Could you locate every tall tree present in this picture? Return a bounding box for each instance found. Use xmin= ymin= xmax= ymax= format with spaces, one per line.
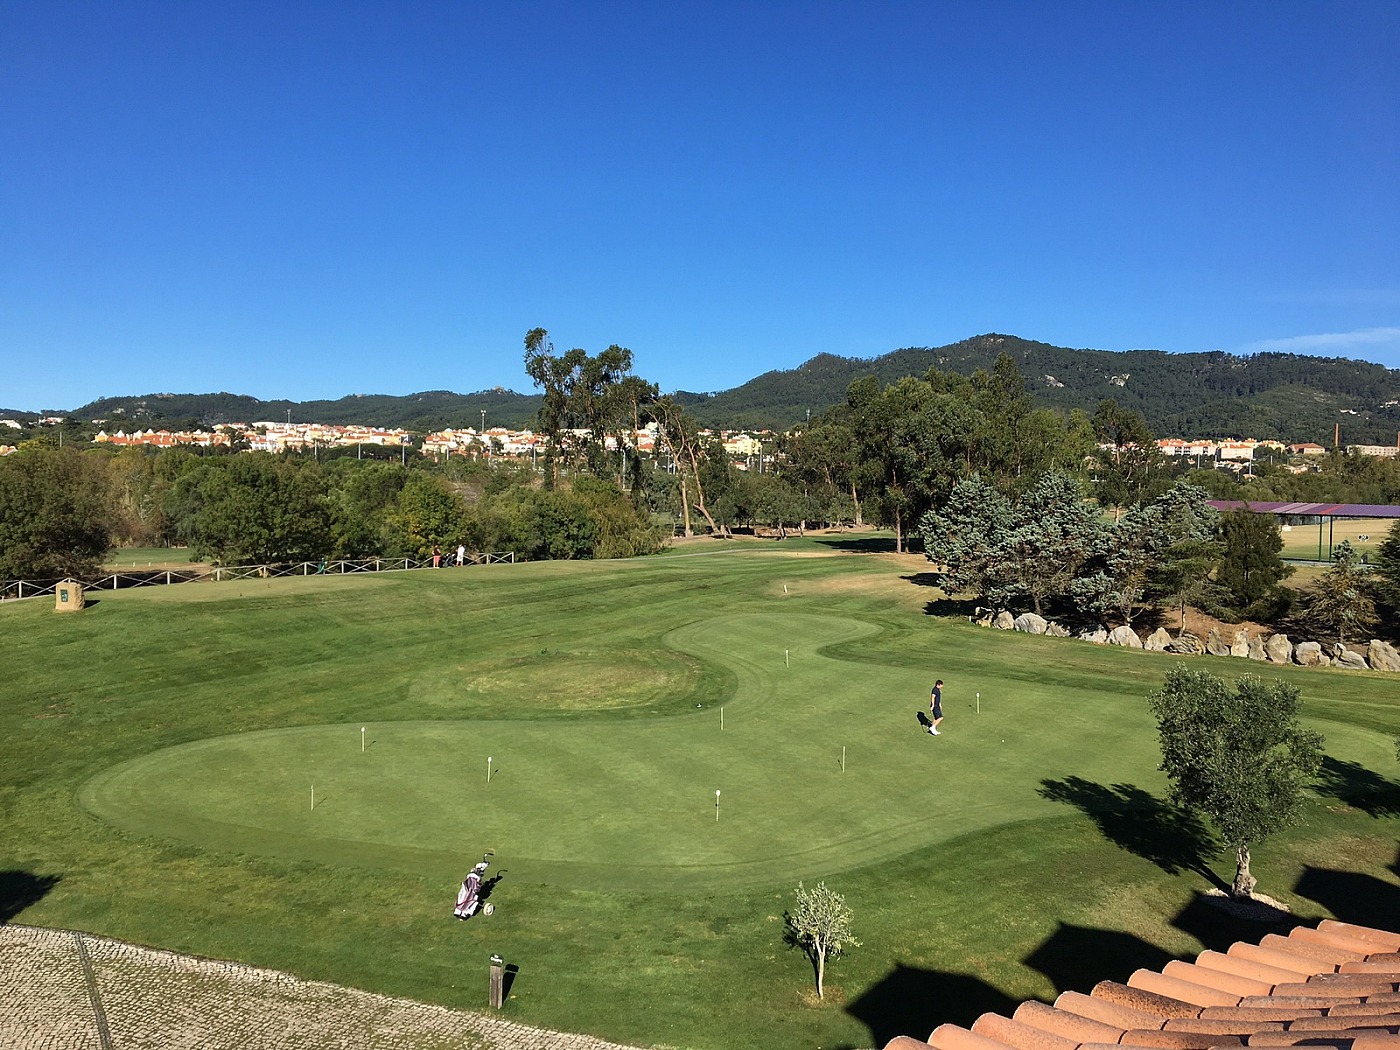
xmin=0 ymin=446 xmax=112 ymax=580
xmin=1147 ymin=666 xmax=1322 ymax=897
xmin=1372 ymin=519 xmax=1400 ymax=623
xmin=921 ymin=470 xmax=1103 ymax=615
xmin=645 ymin=396 xmax=722 ymax=537
xmin=1091 ymin=399 xmax=1162 ymax=510
xmin=1217 ymin=507 xmax=1293 ymax=614
xmin=1302 ymin=540 xmax=1379 ymax=646
xmin=166 ymin=456 xmax=330 ymax=564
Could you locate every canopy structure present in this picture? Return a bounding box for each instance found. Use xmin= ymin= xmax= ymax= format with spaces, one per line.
xmin=1207 ymin=501 xmax=1400 ymax=561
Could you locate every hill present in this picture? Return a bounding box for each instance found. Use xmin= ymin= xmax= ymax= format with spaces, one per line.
xmin=57 ymin=334 xmax=1400 ymax=445
xmin=677 ymin=334 xmax=1400 ymax=444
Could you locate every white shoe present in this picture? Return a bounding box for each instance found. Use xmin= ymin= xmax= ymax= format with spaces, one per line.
xmin=931 ymin=728 xmax=940 ymax=735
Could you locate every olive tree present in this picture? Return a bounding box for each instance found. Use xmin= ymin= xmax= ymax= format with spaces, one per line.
xmin=1147 ymin=666 xmax=1322 ymax=897
xmin=783 ymin=881 xmax=859 ymax=999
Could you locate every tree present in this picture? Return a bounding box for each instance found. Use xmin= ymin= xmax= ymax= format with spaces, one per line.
xmin=1301 ymin=540 xmax=1379 ymax=646
xmin=921 ymin=470 xmax=1103 ymax=616
xmin=1372 ymin=519 xmax=1400 ymax=624
xmin=1090 ymin=399 xmax=1162 ymax=510
xmin=0 ymin=446 xmax=112 ymax=579
xmin=783 ymin=881 xmax=859 ymax=999
xmin=1147 ymin=666 xmax=1322 ymax=897
xmin=1216 ymin=508 xmax=1293 ymax=616
xmin=166 ymin=456 xmax=331 ymax=564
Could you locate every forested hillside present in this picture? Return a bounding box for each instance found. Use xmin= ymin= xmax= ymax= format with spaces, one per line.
xmin=24 ymin=333 xmax=1400 ymax=445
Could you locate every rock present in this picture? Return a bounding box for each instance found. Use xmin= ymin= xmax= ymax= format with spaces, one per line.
xmin=1230 ymin=630 xmax=1250 ymax=658
xmin=1264 ymin=634 xmax=1293 ymax=665
xmin=1205 ymin=628 xmax=1232 ymax=657
xmin=1294 ymin=641 xmax=1325 ymax=667
xmin=1108 ymin=625 xmax=1143 ymax=648
xmin=1078 ymin=625 xmax=1108 ymax=644
xmin=1336 ymin=650 xmax=1370 ymax=670
xmin=1166 ymin=631 xmax=1204 ymax=655
xmin=992 ymin=611 xmax=1015 ymax=630
xmin=1247 ymin=635 xmax=1268 ymax=661
xmin=1045 ymin=622 xmax=1071 ymax=638
xmin=1013 ymin=612 xmax=1048 ymax=635
xmin=1368 ymin=639 xmax=1400 ymax=672
xmin=1143 ymin=627 xmax=1172 ymax=652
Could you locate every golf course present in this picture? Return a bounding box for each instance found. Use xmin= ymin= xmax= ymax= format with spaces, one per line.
xmin=5 ymin=535 xmax=1400 ymax=1050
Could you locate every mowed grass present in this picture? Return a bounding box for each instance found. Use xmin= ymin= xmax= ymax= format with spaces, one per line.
xmin=4 ymin=538 xmax=1400 ymax=1050
xmin=1279 ymin=517 xmax=1393 ymax=561
xmin=102 ymin=545 xmax=210 ymax=570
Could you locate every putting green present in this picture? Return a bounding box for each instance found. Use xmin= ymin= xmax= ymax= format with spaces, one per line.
xmin=77 ymin=610 xmax=1382 ymax=893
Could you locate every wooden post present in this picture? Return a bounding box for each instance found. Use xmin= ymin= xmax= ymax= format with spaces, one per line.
xmin=489 ymin=955 xmax=504 ymax=1008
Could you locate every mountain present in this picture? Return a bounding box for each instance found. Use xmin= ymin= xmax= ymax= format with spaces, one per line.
xmin=676 ymin=334 xmax=1400 ymax=445
xmin=75 ymin=389 xmax=544 ymax=432
xmin=57 ymin=334 xmax=1400 ymax=445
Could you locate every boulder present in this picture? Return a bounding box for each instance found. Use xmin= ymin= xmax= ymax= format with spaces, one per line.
xmin=992 ymin=610 xmax=1015 ymax=631
xmin=1013 ymin=612 xmax=1048 ymax=635
xmin=1294 ymin=641 xmax=1326 ymax=667
xmin=1336 ymin=650 xmax=1370 ymax=671
xmin=1166 ymin=631 xmax=1204 ymax=655
xmin=1247 ymin=634 xmax=1268 ymax=661
xmin=1078 ymin=625 xmax=1109 ymax=644
xmin=1264 ymin=634 xmax=1293 ymax=665
xmin=1143 ymin=627 xmax=1172 ymax=652
xmin=1230 ymin=630 xmax=1250 ymax=658
xmin=1108 ymin=625 xmax=1143 ymax=648
xmin=1368 ymin=639 xmax=1400 ymax=672
xmin=1045 ymin=622 xmax=1071 ymax=638
xmin=1205 ymin=628 xmax=1232 ymax=657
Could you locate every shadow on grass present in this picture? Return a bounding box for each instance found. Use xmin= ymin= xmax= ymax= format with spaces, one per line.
xmin=846 ymin=964 xmax=1017 ymax=1049
xmin=1313 ymin=756 xmax=1400 ymax=819
xmin=1170 ymin=891 xmax=1300 ymax=952
xmin=1293 ymin=854 xmax=1400 ymax=931
xmin=1038 ymin=777 xmax=1225 ymax=887
xmin=920 ymin=597 xmax=981 ymax=619
xmin=811 ymin=536 xmax=900 ymax=554
xmin=0 ymin=870 xmax=61 ymax=925
xmin=1024 ymin=922 xmax=1175 ymax=995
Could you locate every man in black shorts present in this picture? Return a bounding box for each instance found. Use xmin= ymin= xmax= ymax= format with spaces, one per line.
xmin=929 ymin=679 xmax=944 ymax=735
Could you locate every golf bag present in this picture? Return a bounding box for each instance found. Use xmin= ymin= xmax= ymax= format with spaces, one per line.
xmin=453 ymin=852 xmax=494 ymax=919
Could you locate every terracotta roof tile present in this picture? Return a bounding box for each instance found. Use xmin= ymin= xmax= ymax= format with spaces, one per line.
xmin=1195 ymin=950 xmax=1302 ymax=988
xmin=1164 ymin=961 xmax=1273 ymax=998
xmin=881 ymin=923 xmax=1400 ymax=1050
xmin=1130 ymin=969 xmax=1243 ymax=1007
xmin=1055 ymin=989 xmax=1171 ymax=1030
xmin=1091 ymin=981 xmax=1203 ymax=1019
xmin=971 ymin=1012 xmax=1081 ymax=1050
xmin=1228 ymin=944 xmax=1330 ymax=977
xmin=1012 ymin=999 xmax=1127 ymax=1043
xmin=929 ymin=1023 xmax=1020 ymax=1050
xmin=1321 ymin=924 xmax=1400 ymax=952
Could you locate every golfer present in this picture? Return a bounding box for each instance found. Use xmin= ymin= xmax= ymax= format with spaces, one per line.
xmin=929 ymin=679 xmax=944 ymax=735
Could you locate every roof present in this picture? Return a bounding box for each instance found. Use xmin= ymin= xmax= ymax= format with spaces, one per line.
xmin=1207 ymin=501 xmax=1400 ymax=519
xmin=883 ymin=919 xmax=1400 ymax=1050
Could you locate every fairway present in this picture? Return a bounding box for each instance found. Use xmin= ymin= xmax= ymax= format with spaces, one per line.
xmin=8 ymin=539 xmax=1400 ymax=1050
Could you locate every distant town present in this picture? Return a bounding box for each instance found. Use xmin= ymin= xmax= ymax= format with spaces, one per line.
xmin=3 ymin=415 xmax=1398 ymax=469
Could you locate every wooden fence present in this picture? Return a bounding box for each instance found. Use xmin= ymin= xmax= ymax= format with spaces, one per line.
xmin=1 ymin=552 xmax=516 ymax=602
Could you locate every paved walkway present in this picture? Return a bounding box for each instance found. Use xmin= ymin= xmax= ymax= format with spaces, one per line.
xmin=0 ymin=925 xmax=651 ymax=1050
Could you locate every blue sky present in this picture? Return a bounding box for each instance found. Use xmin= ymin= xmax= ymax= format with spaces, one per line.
xmin=3 ymin=1 xmax=1398 ymax=411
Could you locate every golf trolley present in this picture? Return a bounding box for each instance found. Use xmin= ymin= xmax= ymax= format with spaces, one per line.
xmin=453 ymin=850 xmax=496 ymax=919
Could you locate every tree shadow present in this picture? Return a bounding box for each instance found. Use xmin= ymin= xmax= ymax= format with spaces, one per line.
xmin=1024 ymin=922 xmax=1176 ymax=996
xmin=920 ymin=597 xmax=981 ymax=618
xmin=845 ymin=964 xmax=1018 ymax=1049
xmin=811 ymin=536 xmax=899 ymax=554
xmin=0 ymin=870 xmax=61 ymax=925
xmin=1169 ymin=891 xmax=1301 ymax=952
xmin=1293 ymin=855 xmax=1400 ymax=931
xmin=1313 ymin=756 xmax=1400 ymax=818
xmin=1039 ymin=777 xmax=1225 ymax=887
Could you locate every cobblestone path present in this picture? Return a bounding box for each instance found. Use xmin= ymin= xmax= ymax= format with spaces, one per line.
xmin=0 ymin=925 xmax=653 ymax=1050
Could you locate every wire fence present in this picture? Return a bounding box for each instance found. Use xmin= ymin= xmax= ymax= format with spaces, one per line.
xmin=1 ymin=552 xmax=516 ymax=602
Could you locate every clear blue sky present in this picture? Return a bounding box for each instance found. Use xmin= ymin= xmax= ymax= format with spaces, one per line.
xmin=4 ymin=1 xmax=1398 ymax=411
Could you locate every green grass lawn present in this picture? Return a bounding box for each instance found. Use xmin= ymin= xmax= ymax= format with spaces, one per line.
xmin=5 ymin=538 xmax=1400 ymax=1050
xmin=102 ymin=545 xmax=209 ymax=570
xmin=1279 ymin=517 xmax=1392 ymax=561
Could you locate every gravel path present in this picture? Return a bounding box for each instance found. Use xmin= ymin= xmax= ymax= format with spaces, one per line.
xmin=0 ymin=925 xmax=653 ymax=1050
